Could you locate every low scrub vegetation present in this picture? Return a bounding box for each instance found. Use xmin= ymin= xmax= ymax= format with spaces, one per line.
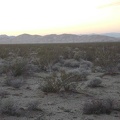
xmin=0 ymin=42 xmax=119 ymax=72
xmin=5 ymin=77 xmax=25 ymax=88
xmin=7 ymin=57 xmax=29 ymax=77
xmin=0 ymin=98 xmax=22 ymax=116
xmin=87 ymin=77 xmax=102 ymax=88
xmin=83 ymin=98 xmax=113 ymax=114
xmin=26 ymin=100 xmax=40 ymax=111
xmin=40 ymin=70 xmax=89 ymax=93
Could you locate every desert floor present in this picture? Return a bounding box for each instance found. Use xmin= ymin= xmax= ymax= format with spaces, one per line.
xmin=0 ymin=72 xmax=120 ymax=120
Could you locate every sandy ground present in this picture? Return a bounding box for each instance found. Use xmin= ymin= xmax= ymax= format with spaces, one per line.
xmin=0 ymin=72 xmax=120 ymax=120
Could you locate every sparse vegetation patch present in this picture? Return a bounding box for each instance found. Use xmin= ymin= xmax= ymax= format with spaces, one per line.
xmin=83 ymin=98 xmax=113 ymax=114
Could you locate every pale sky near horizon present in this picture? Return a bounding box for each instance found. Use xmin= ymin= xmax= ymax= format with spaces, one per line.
xmin=0 ymin=0 xmax=120 ymax=36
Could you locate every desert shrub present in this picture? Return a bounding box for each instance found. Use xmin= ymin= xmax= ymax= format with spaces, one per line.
xmin=0 ymin=48 xmax=10 ymax=59
xmin=94 ymin=46 xmax=119 ymax=71
xmin=64 ymin=82 xmax=78 ymax=92
xmin=0 ymin=59 xmax=9 ymax=74
xmin=58 ymin=70 xmax=79 ymax=91
xmin=0 ymin=98 xmax=21 ymax=116
xmin=40 ymin=71 xmax=74 ymax=92
xmin=87 ymin=77 xmax=102 ymax=88
xmin=112 ymin=100 xmax=120 ymax=111
xmin=12 ymin=58 xmax=28 ymax=76
xmin=94 ymin=66 xmax=105 ymax=73
xmin=104 ymin=66 xmax=119 ymax=75
xmin=80 ymin=59 xmax=93 ymax=70
xmin=67 ymin=68 xmax=90 ymax=81
xmin=37 ymin=47 xmax=63 ymax=71
xmin=73 ymin=50 xmax=87 ymax=61
xmin=5 ymin=77 xmax=25 ymax=88
xmin=6 ymin=57 xmax=29 ymax=77
xmin=26 ymin=100 xmax=40 ymax=111
xmin=40 ymin=70 xmax=88 ymax=93
xmin=83 ymin=98 xmax=113 ymax=114
xmin=64 ymin=47 xmax=73 ymax=59
xmin=59 ymin=55 xmax=64 ymax=61
xmin=63 ymin=59 xmax=80 ymax=68
xmin=52 ymin=63 xmax=62 ymax=71
xmin=28 ymin=52 xmax=42 ymax=72
xmin=40 ymin=72 xmax=62 ymax=93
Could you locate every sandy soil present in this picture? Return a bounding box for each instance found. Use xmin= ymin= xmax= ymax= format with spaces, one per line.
xmin=0 ymin=72 xmax=120 ymax=120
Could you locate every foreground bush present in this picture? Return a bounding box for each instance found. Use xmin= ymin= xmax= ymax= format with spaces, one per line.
xmin=83 ymin=98 xmax=113 ymax=114
xmin=0 ymin=99 xmax=22 ymax=116
xmin=40 ymin=71 xmax=81 ymax=93
xmin=40 ymin=72 xmax=62 ymax=93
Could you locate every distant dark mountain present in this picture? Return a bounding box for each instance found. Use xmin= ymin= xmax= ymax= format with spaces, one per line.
xmin=0 ymin=34 xmax=120 ymax=44
xmin=102 ymin=33 xmax=120 ymax=38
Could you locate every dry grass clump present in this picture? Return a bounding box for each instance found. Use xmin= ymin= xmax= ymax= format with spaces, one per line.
xmin=83 ymin=98 xmax=113 ymax=114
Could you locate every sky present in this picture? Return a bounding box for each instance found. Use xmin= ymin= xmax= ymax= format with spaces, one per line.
xmin=0 ymin=0 xmax=120 ymax=36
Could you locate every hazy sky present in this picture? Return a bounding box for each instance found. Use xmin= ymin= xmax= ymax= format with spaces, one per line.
xmin=0 ymin=0 xmax=120 ymax=35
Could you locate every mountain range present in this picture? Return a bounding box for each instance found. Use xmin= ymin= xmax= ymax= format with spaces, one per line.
xmin=0 ymin=33 xmax=120 ymax=44
xmin=102 ymin=33 xmax=120 ymax=38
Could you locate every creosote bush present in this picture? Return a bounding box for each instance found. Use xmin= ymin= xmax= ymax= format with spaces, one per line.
xmin=40 ymin=72 xmax=62 ymax=93
xmin=40 ymin=70 xmax=81 ymax=93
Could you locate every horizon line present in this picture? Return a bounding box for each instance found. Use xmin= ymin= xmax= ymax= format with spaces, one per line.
xmin=0 ymin=32 xmax=120 ymax=37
